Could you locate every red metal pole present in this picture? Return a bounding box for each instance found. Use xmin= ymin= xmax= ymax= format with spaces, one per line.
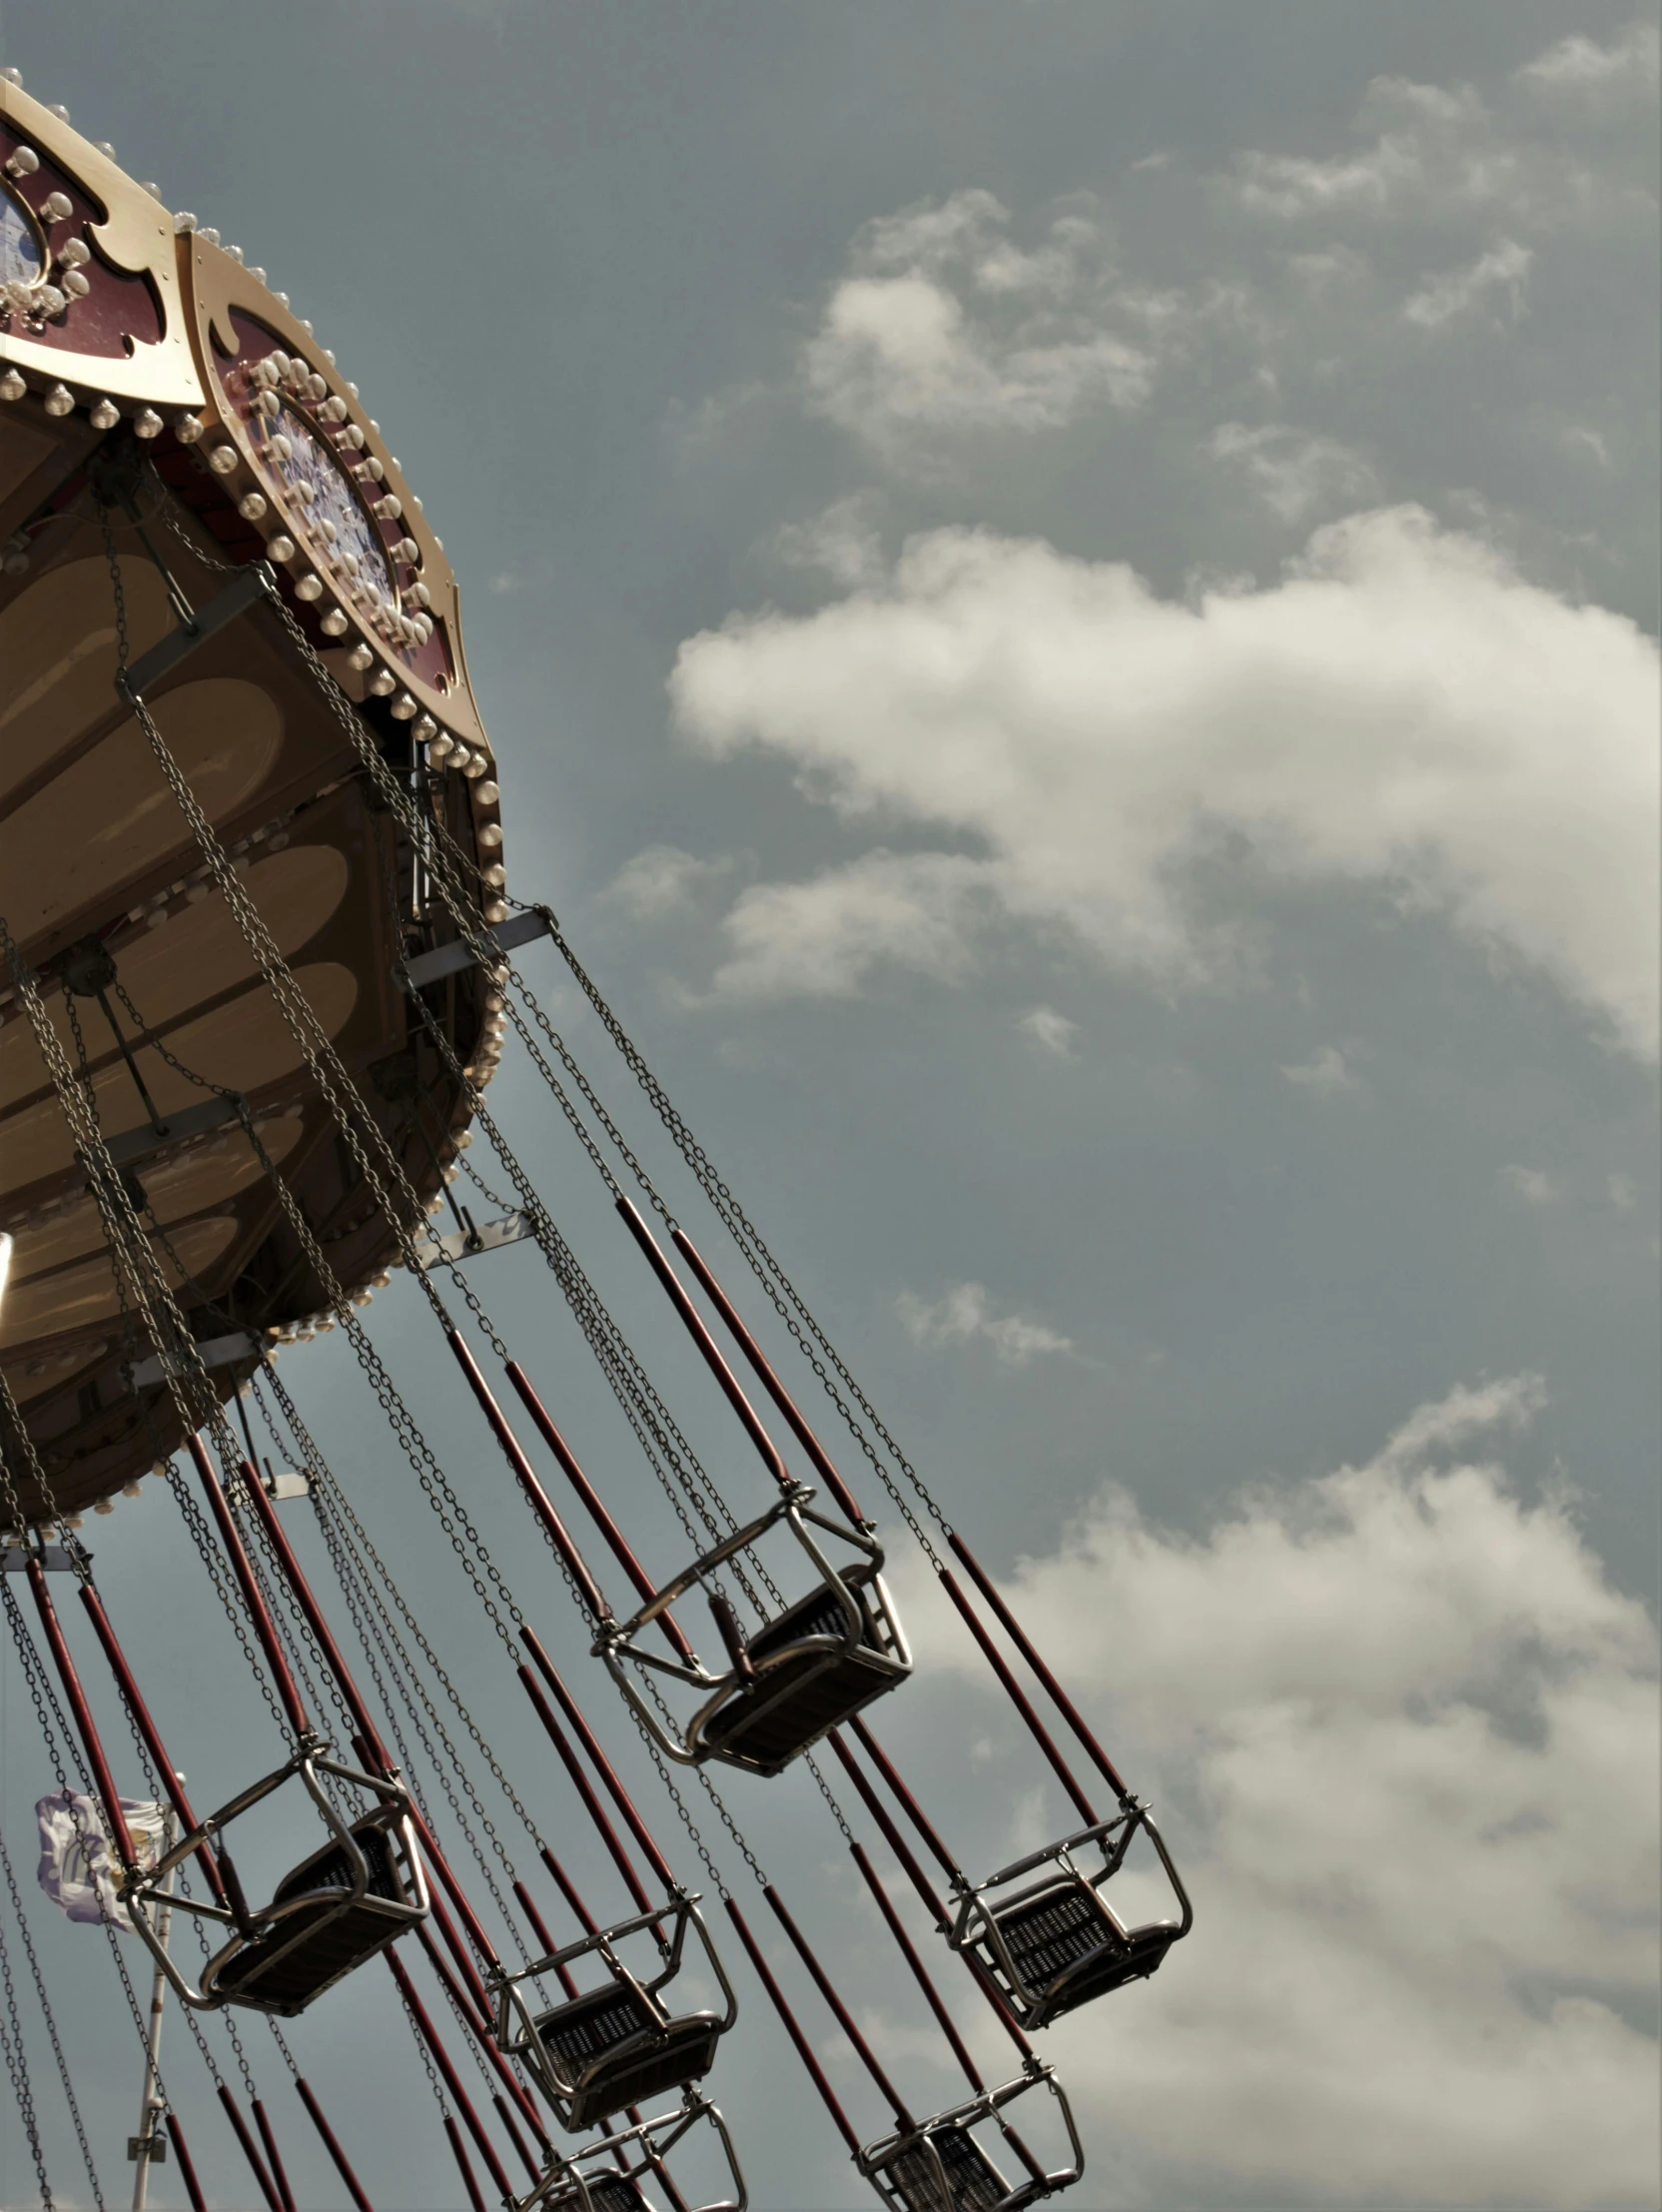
xmin=295 ymin=2076 xmax=375 ymax=2212
xmin=76 ymin=1582 xmax=227 ymax=1903
xmin=236 ymin=1460 xmax=391 ymax=1770
xmin=765 ymin=1884 xmax=914 ymax=2129
xmin=492 ymin=2091 xmax=544 ymax=2187
xmin=442 ymin=2113 xmax=487 ymax=2212
xmin=517 ymin=1666 xmax=653 ymax=1914
xmin=948 ymin=1531 xmax=1132 ymax=1798
xmin=538 ymin=1847 xmax=599 ymax=1936
xmin=217 ymin=2081 xmax=282 ymax=2212
xmin=445 ymin=1329 xmax=609 ymax=1621
xmin=669 ymin=1226 xmax=868 ymax=1527
xmin=387 ymin=1948 xmax=516 ymax=2205
xmin=846 ymin=1717 xmax=965 ymax=1886
xmin=404 ymin=1801 xmax=503 ymax=1985
xmin=514 ymin=1876 xmax=580 ymax=1997
xmin=937 ymin=1569 xmax=1098 ymax=1827
xmin=617 ymin=1198 xmax=794 ymax=1496
xmin=25 ymin=1560 xmax=137 ymax=1870
xmin=848 ymin=1841 xmax=983 ymax=2091
xmin=252 ymin=2096 xmax=297 ymax=2212
xmin=724 ymin=1897 xmax=861 ymax=2157
xmin=520 ymin=1628 xmax=678 ymax=1892
xmin=164 ymin=2112 xmax=208 ymax=2212
xmin=186 ymin=1435 xmax=311 ymax=1738
xmin=504 ymin=1361 xmax=695 ymax=1661
xmin=416 ymin=1918 xmax=547 ymax=2143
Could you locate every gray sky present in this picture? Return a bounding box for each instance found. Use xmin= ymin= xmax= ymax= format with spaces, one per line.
xmin=1 ymin=6 xmax=1657 ymax=2209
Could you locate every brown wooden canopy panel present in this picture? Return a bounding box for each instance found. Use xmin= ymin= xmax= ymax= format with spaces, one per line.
xmin=1 ymin=82 xmax=509 ymax=1525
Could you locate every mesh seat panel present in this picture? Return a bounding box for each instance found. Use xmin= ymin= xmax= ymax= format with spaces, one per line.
xmin=702 ymin=1568 xmax=901 ymax=1771
xmin=208 ymin=1819 xmax=415 ymax=2015
xmin=987 ymin=1874 xmax=1173 ymax=2023
xmin=541 ymin=2175 xmax=649 ymax=2212
xmin=882 ymin=2126 xmax=1009 ymax=2212
xmin=535 ymin=1988 xmax=724 ymax=2129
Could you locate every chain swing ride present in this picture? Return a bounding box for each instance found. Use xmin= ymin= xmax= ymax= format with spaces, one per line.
xmin=0 ymin=73 xmax=1194 ymax=2212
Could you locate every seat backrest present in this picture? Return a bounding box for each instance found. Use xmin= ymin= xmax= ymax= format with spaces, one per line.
xmin=992 ymin=1873 xmax=1119 ymax=1984
xmin=535 ymin=1979 xmax=657 ymax=2071
xmin=746 ymin=1563 xmax=879 ymax=1666
xmin=271 ymin=1816 xmax=404 ymax=1911
xmin=884 ymin=2124 xmax=1008 ymax=2212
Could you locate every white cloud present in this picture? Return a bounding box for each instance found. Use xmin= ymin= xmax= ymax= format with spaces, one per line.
xmin=1516 ymin=21 xmax=1661 ymax=97
xmin=604 ymin=843 xmax=733 ymax=920
xmin=1279 ymin=1043 xmax=1357 ymax=1097
xmin=1403 ymin=238 xmax=1533 ymax=329
xmin=1209 ymin=421 xmax=1378 ymax=521
xmin=799 ymin=189 xmax=1223 ymax=462
xmin=1018 ymin=1005 xmax=1080 ymax=1057
xmin=1607 ymin=1172 xmax=1637 ymax=1213
xmin=896 ymin=1374 xmax=1660 ymax=2206
xmin=774 ymin=494 xmax=890 ymax=589
xmin=706 ymin=849 xmax=988 ymax=1001
xmin=895 ymin=1280 xmax=1074 ymax=1365
xmin=673 ymin=508 xmax=1660 ymax=1055
xmin=1503 ymin=1163 xmax=1559 ymax=1206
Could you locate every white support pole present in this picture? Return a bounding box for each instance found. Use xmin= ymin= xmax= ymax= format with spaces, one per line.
xmin=129 ymin=1812 xmax=176 ymax=2212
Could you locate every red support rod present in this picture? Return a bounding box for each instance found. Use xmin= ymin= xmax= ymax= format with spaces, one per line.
xmin=848 ymin=1841 xmax=983 ymax=2092
xmin=165 ymin=2112 xmax=208 ymax=2212
xmin=405 ymin=1801 xmax=502 ymax=1984
xmin=616 ymin=1198 xmax=794 ymax=1497
xmin=416 ymin=1918 xmax=548 ymax=2143
xmin=724 ymin=1897 xmax=861 ymax=2158
xmin=252 ymin=2096 xmax=297 ymax=2212
xmin=186 ymin=1435 xmax=311 ymax=1739
xmin=445 ymin=1329 xmax=610 ymax=1622
xmin=25 ymin=1561 xmax=138 ymax=1871
xmin=846 ymin=1717 xmax=966 ymax=1887
xmin=520 ymin=1629 xmax=678 ymax=1893
xmin=295 ymin=2076 xmax=375 ymax=2212
xmin=948 ymin=1531 xmax=1132 ymax=1799
xmin=937 ymin=1569 xmax=1098 ymax=1828
xmin=235 ymin=1461 xmax=391 ymax=1771
xmin=76 ymin=1582 xmax=227 ymax=1904
xmin=442 ymin=2113 xmax=487 ymax=2212
xmin=217 ymin=2081 xmax=282 ymax=2212
xmin=387 ymin=1948 xmax=516 ymax=2206
xmin=504 ymin=1361 xmax=695 ymax=1661
xmin=518 ymin=1871 xmax=581 ymax=1996
xmin=492 ymin=2092 xmax=545 ymax=2188
xmin=538 ymin=1847 xmax=599 ymax=1937
xmin=518 ymin=1666 xmax=653 ymax=1915
xmin=669 ymin=1226 xmax=868 ymax=1528
xmin=765 ymin=1884 xmax=914 ymax=2130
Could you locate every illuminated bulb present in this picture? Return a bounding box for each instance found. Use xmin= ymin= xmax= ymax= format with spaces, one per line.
xmin=307 ymin=372 xmax=328 ymax=402
xmin=248 ymin=267 xmax=267 ymax=286
xmin=174 ymin=412 xmax=205 ymax=442
xmin=94 ymin=1498 xmax=116 ymax=1516
xmin=40 ymin=191 xmax=72 ymax=222
xmin=266 ymin=535 xmax=295 ymax=561
xmin=483 ymin=899 xmax=509 ymax=924
xmin=320 ymin=608 xmax=349 ymax=636
xmin=477 ymin=823 xmax=503 ymax=850
xmin=369 ymin=667 xmax=396 ymax=696
xmin=347 ymin=642 xmax=374 ymax=671
xmin=133 ymin=407 xmax=163 ymax=438
xmin=4 ymin=146 xmax=40 ymax=179
xmin=89 ymin=396 xmax=118 ymax=429
xmin=481 ymin=864 xmax=505 ymax=888
xmin=238 ymin=492 xmax=268 ymax=520
xmin=257 ymin=389 xmax=280 ymax=418
xmin=199 ymin=226 xmax=220 ymax=245
xmin=122 ymin=1482 xmax=143 ymax=1499
xmin=475 ymin=780 xmax=499 ymax=805
xmin=352 ymin=1288 xmax=374 ymax=1306
xmin=226 ymin=243 xmax=244 ymax=264
xmin=321 ymin=395 xmax=349 ymax=423
xmin=141 ymin=181 xmax=163 ymax=200
xmin=43 ymin=383 xmax=74 ymax=416
xmin=391 ymin=690 xmax=417 ymax=720
xmin=424 ymin=1194 xmax=443 ymax=1216
xmin=342 ymin=423 xmax=366 ymax=450
xmin=362 ymin=457 xmax=386 ymax=482
xmin=60 ymin=267 xmax=90 ymax=297
xmin=35 ymin=284 xmax=64 ymax=315
xmin=413 ymin=713 xmax=436 ymax=742
xmin=58 ymin=237 xmax=90 ymax=266
xmin=46 ymin=103 xmax=70 ymax=122
xmin=456 ymin=1132 xmax=472 ymax=1149
xmin=461 ymin=752 xmax=488 ymax=779
xmin=0 ymin=370 xmax=24 ymax=402
xmin=208 ymin=443 xmax=239 ymax=474
xmin=395 ymin=536 xmax=418 ymax=564
xmin=293 ymin=573 xmax=324 ymax=601
xmin=411 ymin=580 xmax=431 ymax=608
xmin=442 ymin=1165 xmax=458 ymax=1185
xmin=373 ymin=494 xmax=402 ymax=521
xmin=173 ymin=211 xmax=197 ymax=233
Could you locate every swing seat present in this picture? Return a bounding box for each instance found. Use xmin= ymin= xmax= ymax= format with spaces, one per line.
xmin=200 ymin=1813 xmax=422 ymax=2017
xmin=974 ymin=1871 xmax=1178 ymax=2030
xmin=696 ymin=1564 xmax=906 ymax=1775
xmin=534 ymin=2175 xmax=649 ymax=2212
xmin=878 ymin=2125 xmax=1012 ymax=2212
xmin=532 ymin=1978 xmax=727 ymax=2130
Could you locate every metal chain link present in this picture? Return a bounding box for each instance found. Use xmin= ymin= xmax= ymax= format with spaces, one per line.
xmin=0 ymin=1827 xmax=105 ymax=2210
xmin=0 ymin=1888 xmax=54 ymax=2209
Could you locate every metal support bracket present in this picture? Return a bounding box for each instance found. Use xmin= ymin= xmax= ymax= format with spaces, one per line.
xmin=410 ymin=1209 xmax=533 ymax=1270
xmin=1 ymin=1546 xmax=81 ymax=1573
xmin=121 ymin=565 xmax=272 ymax=699
xmin=102 ymin=1092 xmax=244 ymax=1171
xmin=399 ymin=909 xmax=551 ymax=991
xmin=131 ymin=1330 xmax=261 ymax=1390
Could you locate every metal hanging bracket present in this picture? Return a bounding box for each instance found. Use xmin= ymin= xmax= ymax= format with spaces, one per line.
xmin=399 ymin=908 xmax=551 ymax=991
xmin=120 ymin=565 xmax=272 ymax=700
xmin=409 ymin=1208 xmax=532 ymax=1270
xmin=101 ymin=1092 xmax=246 ymax=1171
xmin=130 ymin=1330 xmax=261 ymax=1390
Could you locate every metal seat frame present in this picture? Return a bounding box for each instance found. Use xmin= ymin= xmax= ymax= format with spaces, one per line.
xmin=859 ymin=2064 xmax=1084 ymax=2212
xmin=947 ymin=1804 xmax=1192 ymax=2031
xmin=510 ymin=2091 xmax=747 ymax=2212
xmin=493 ymin=1892 xmax=737 ymax=2133
xmin=123 ymin=1740 xmax=428 ymax=2017
xmin=596 ymin=1487 xmax=912 ymax=1775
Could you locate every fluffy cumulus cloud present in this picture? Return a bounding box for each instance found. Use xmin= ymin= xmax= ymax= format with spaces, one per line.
xmin=893 ymin=1376 xmax=1660 ymax=2206
xmin=673 ymin=508 xmax=1660 ymax=1053
xmin=1516 ymin=19 xmax=1661 ymax=98
xmin=896 ymin=1280 xmax=1075 ymax=1365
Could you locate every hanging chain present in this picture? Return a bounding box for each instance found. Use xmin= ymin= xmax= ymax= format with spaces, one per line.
xmin=0 ymin=1828 xmax=105 ymax=2210
xmin=0 ymin=1888 xmax=54 ymax=2210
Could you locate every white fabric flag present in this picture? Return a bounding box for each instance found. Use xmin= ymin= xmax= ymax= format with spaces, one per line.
xmin=36 ymin=1790 xmax=167 ymax=1930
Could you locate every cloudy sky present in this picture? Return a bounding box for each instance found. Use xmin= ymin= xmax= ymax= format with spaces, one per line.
xmin=1 ymin=5 xmax=1657 ymax=2209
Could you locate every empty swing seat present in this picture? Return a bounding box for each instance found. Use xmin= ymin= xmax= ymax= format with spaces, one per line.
xmin=976 ymin=1873 xmax=1177 ymax=2029
xmin=697 ymin=1565 xmax=904 ymax=1775
xmin=534 ymin=2176 xmax=650 ymax=2212
xmin=877 ymin=2126 xmax=1012 ymax=2212
xmin=201 ymin=1815 xmax=422 ymax=2017
xmin=533 ymin=1979 xmax=727 ymax=2131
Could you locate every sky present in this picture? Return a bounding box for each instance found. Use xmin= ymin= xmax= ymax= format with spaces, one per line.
xmin=0 ymin=5 xmax=1657 ymax=2209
